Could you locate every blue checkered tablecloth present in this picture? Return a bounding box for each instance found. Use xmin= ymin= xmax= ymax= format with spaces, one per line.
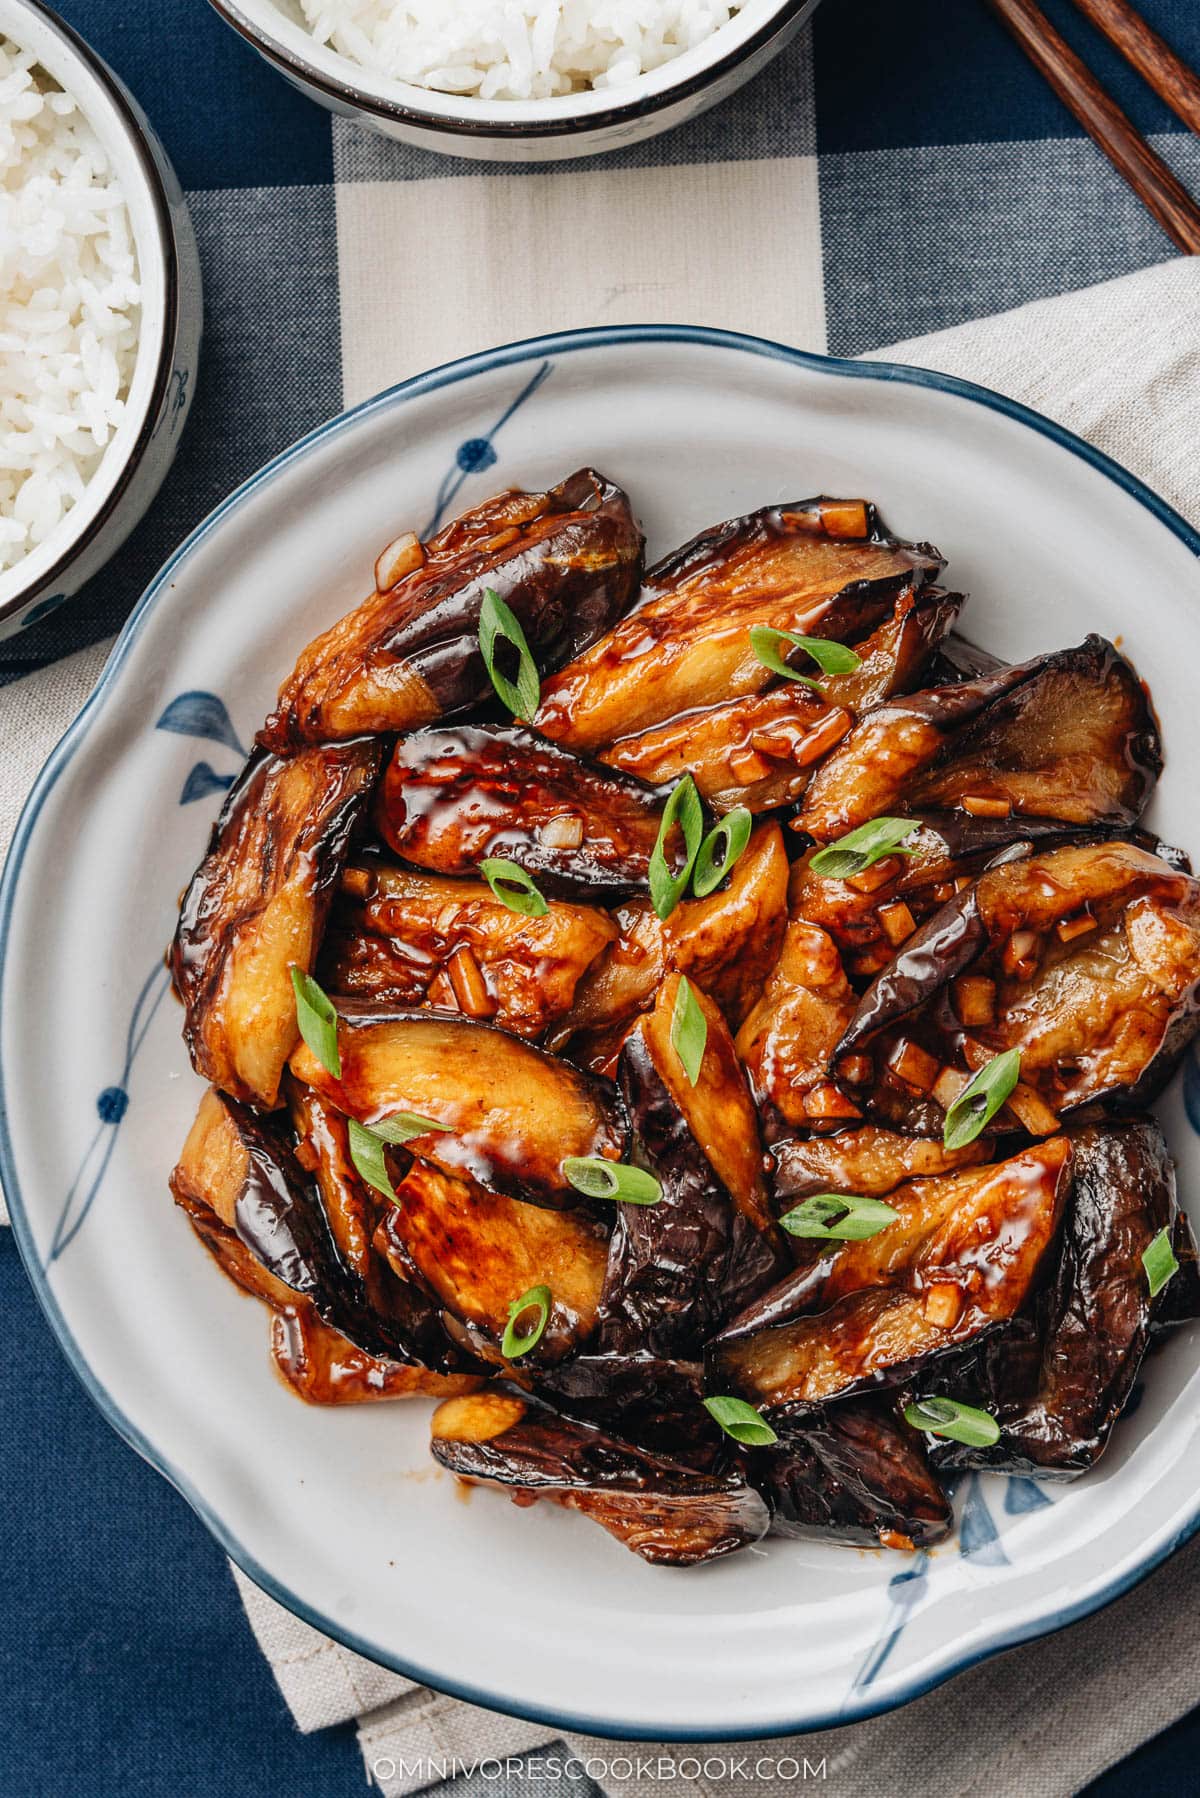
xmin=4 ymin=4 xmax=1200 ymax=1795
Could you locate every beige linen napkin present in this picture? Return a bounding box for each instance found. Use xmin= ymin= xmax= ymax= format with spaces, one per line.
xmin=4 ymin=256 xmax=1200 ymax=1778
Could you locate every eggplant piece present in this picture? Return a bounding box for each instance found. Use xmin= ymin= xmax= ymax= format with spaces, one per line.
xmin=320 ymin=864 xmax=616 ymax=1038
xmin=558 ymin=820 xmax=790 ymax=1053
xmin=772 ymin=1126 xmax=988 ymax=1203
xmin=597 ymin=586 xmax=963 ymax=814
xmin=377 ymin=724 xmax=676 ymax=898
xmin=754 ymin=1405 xmax=952 ymax=1549
xmin=929 ymin=1120 xmax=1200 ymax=1478
xmin=269 ymin=1302 xmax=485 ymax=1406
xmin=535 ymin=498 xmax=943 ymax=752
xmin=529 ymin=1354 xmax=710 ymax=1457
xmin=429 ymin=1390 xmax=769 ymax=1566
xmin=835 ymin=840 xmax=1200 ymax=1131
xmin=376 ymin=1156 xmax=609 ymax=1366
xmin=735 ymin=920 xmax=859 ymax=1136
xmin=598 ymin=975 xmax=785 ymax=1357
xmin=171 ymin=739 xmax=381 ymax=1109
xmin=800 ymin=637 xmax=1160 ymax=841
xmin=288 ymin=1001 xmax=625 ymax=1207
xmin=260 ymin=469 xmax=643 ymax=750
xmin=711 ymin=1137 xmax=1071 ymax=1415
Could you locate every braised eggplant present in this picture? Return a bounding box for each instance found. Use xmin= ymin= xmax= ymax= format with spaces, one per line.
xmin=800 ymin=637 xmax=1160 ymax=841
xmin=736 ymin=920 xmax=859 ymax=1135
xmin=378 ymin=723 xmax=677 ymax=897
xmin=597 ymin=975 xmax=784 ymax=1357
xmin=269 ymin=1302 xmax=484 ymax=1406
xmin=320 ymin=864 xmax=616 ymax=1037
xmin=754 ymin=1404 xmax=952 ymax=1549
xmin=535 ymin=498 xmax=943 ymax=751
xmin=261 ymin=470 xmax=643 ymax=750
xmin=771 ymin=1126 xmax=988 ymax=1202
xmin=289 ymin=1001 xmax=625 ymax=1207
xmin=711 ymin=1138 xmax=1071 ymax=1415
xmin=430 ymin=1390 xmax=769 ymax=1565
xmin=835 ymin=840 xmax=1200 ymax=1131
xmin=926 ymin=1120 xmax=1200 ymax=1477
xmin=171 ymin=739 xmax=381 ymax=1109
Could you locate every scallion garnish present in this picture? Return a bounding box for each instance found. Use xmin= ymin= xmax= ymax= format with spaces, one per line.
xmin=904 ymin=1396 xmax=1000 ymax=1448
xmin=370 ymin=1111 xmax=451 ymax=1145
xmin=808 ymin=816 xmax=919 ymax=881
xmin=347 ymin=1117 xmax=399 ymax=1202
xmin=562 ymin=1156 xmax=662 ymax=1206
xmin=692 ymin=807 xmax=753 ymax=899
xmin=291 ymin=967 xmax=340 ymax=1078
xmin=779 ymin=1193 xmax=898 ymax=1241
xmin=1143 ymin=1226 xmax=1179 ymax=1297
xmin=648 ymin=775 xmax=704 ymax=920
xmin=669 ymin=975 xmax=707 ymax=1087
xmin=703 ymin=1395 xmax=778 ymax=1448
xmin=480 ymin=856 xmax=549 ymax=917
xmin=501 ymin=1283 xmax=552 ymax=1360
xmin=479 ymin=587 xmax=540 ymax=721
xmin=749 ymin=625 xmax=862 ymax=686
xmin=942 ymin=1048 xmax=1022 ymax=1150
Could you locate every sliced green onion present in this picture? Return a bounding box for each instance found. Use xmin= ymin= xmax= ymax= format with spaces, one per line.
xmin=371 ymin=1111 xmax=452 ymax=1145
xmin=808 ymin=816 xmax=919 ymax=881
xmin=347 ymin=1117 xmax=399 ymax=1202
xmin=1143 ymin=1226 xmax=1179 ymax=1297
xmin=749 ymin=625 xmax=862 ymax=685
xmin=942 ymin=1048 xmax=1022 ymax=1150
xmin=692 ymin=807 xmax=753 ymax=899
xmin=291 ymin=967 xmax=340 ymax=1078
xmin=904 ymin=1396 xmax=1000 ymax=1448
xmin=479 ymin=856 xmax=549 ymax=917
xmin=649 ymin=775 xmax=704 ymax=920
xmin=779 ymin=1193 xmax=898 ymax=1241
xmin=670 ymin=975 xmax=707 ymax=1087
xmin=703 ymin=1395 xmax=778 ymax=1448
xmin=501 ymin=1283 xmax=552 ymax=1360
xmin=561 ymin=1156 xmax=662 ymax=1206
xmin=479 ymin=587 xmax=540 ymax=721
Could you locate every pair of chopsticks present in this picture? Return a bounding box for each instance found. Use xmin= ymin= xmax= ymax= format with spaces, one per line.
xmin=986 ymin=0 xmax=1200 ymax=253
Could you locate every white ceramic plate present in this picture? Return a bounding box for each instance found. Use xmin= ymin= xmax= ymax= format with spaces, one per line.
xmin=4 ymin=327 xmax=1200 ymax=1741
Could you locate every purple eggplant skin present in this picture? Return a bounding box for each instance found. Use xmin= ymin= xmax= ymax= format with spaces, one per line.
xmin=260 ymin=469 xmax=644 ymax=750
xmin=800 ymin=636 xmax=1162 ymax=841
xmin=929 ymin=1120 xmax=1200 ymax=1479
xmin=377 ymin=723 xmax=683 ymax=899
xmin=528 ymin=1354 xmax=714 ymax=1459
xmin=751 ymin=1405 xmax=952 ymax=1550
xmin=429 ymin=1389 xmax=770 ymax=1566
xmin=596 ymin=1026 xmax=786 ymax=1359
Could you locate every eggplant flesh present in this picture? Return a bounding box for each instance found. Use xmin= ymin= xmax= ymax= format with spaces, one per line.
xmin=377 ymin=723 xmax=676 ymax=898
xmin=260 ymin=469 xmax=643 ymax=750
xmin=835 ymin=840 xmax=1200 ymax=1130
xmin=170 ymin=738 xmax=381 ymax=1110
xmin=430 ymin=1391 xmax=769 ymax=1566
xmin=535 ymin=498 xmax=943 ymax=752
xmin=736 ymin=920 xmax=858 ymax=1136
xmin=772 ymin=1127 xmax=988 ymax=1203
xmin=711 ymin=1138 xmax=1071 ymax=1414
xmin=269 ymin=1302 xmax=485 ymax=1406
xmin=754 ymin=1405 xmax=952 ymax=1549
xmin=929 ymin=1120 xmax=1200 ymax=1478
xmin=320 ymin=865 xmax=616 ymax=1038
xmin=288 ymin=1001 xmax=625 ymax=1208
xmin=800 ymin=637 xmax=1161 ymax=841
xmin=598 ymin=976 xmax=783 ymax=1358
xmin=377 ymin=1156 xmax=608 ymax=1366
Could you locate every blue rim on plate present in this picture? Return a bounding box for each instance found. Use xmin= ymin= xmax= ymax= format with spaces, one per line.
xmin=2 ymin=324 xmax=1199 ymax=1743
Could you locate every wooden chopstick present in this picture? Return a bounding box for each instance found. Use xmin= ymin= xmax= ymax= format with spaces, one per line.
xmin=1070 ymin=0 xmax=1200 ymax=137
xmin=986 ymin=0 xmax=1200 ymax=254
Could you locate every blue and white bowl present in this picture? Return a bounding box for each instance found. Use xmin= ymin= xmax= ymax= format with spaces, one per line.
xmin=0 ymin=0 xmax=202 ymax=639
xmin=3 ymin=326 xmax=1199 ymax=1739
xmin=208 ymin=0 xmax=820 ymax=163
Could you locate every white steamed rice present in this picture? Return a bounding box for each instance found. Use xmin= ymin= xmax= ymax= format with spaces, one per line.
xmin=0 ymin=37 xmax=140 ymax=578
xmin=294 ymin=0 xmax=747 ymax=100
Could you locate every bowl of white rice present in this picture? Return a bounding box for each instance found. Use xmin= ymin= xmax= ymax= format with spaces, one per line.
xmin=207 ymin=0 xmax=820 ymax=162
xmin=0 ymin=0 xmax=202 ymax=638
